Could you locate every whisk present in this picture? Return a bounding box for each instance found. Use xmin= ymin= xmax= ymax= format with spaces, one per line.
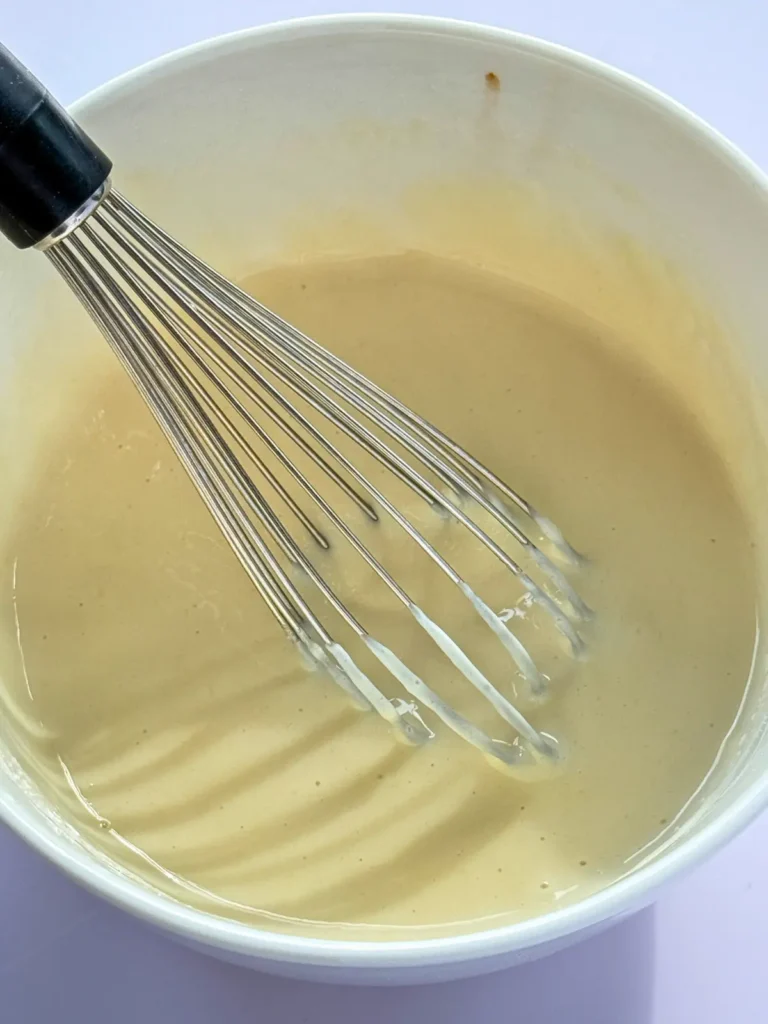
xmin=0 ymin=44 xmax=590 ymax=770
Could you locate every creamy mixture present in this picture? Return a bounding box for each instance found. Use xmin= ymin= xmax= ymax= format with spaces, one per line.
xmin=1 ymin=252 xmax=757 ymax=938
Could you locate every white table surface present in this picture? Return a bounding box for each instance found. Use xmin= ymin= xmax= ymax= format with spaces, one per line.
xmin=2 ymin=3 xmax=768 ymax=1021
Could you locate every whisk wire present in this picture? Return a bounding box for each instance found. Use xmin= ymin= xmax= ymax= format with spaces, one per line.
xmin=44 ymin=186 xmax=586 ymax=768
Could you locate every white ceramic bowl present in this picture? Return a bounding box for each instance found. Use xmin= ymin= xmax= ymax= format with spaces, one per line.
xmin=2 ymin=14 xmax=768 ymax=985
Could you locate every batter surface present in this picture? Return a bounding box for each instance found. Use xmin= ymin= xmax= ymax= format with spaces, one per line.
xmin=1 ymin=252 xmax=757 ymax=938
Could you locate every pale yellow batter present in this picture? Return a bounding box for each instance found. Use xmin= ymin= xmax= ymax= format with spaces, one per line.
xmin=0 ymin=251 xmax=757 ymax=938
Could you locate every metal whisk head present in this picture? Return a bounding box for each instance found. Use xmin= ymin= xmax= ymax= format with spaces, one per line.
xmin=0 ymin=43 xmax=590 ymax=771
xmin=43 ymin=186 xmax=590 ymax=770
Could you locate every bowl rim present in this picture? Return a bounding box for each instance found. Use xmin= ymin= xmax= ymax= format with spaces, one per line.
xmin=3 ymin=11 xmax=768 ymax=969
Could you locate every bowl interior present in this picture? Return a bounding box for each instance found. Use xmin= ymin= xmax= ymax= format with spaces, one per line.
xmin=1 ymin=16 xmax=767 ymax=973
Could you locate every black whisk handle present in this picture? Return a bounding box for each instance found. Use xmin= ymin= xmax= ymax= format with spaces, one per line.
xmin=0 ymin=43 xmax=111 ymax=249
